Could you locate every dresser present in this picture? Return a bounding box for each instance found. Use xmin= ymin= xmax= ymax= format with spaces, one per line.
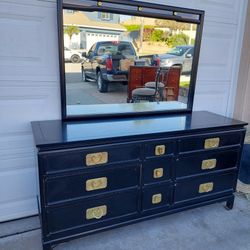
xmin=31 ymin=111 xmax=247 ymax=250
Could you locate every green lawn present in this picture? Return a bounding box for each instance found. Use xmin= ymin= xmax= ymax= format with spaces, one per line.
xmin=180 ymin=81 xmax=190 ymax=88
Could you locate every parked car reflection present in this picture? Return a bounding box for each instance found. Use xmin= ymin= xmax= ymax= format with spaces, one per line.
xmin=64 ymin=47 xmax=83 ymax=63
xmin=153 ymin=46 xmax=194 ymax=74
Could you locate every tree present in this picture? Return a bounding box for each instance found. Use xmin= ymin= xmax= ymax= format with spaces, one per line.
xmin=64 ymin=26 xmax=80 ymax=46
xmin=155 ymin=20 xmax=195 ymax=32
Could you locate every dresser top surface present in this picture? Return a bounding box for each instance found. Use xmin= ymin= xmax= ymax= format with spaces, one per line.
xmin=31 ymin=111 xmax=247 ymax=148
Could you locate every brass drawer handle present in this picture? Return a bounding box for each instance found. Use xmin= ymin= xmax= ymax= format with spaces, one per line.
xmin=86 ymin=205 xmax=107 ymax=220
xmin=86 ymin=152 xmax=108 ymax=166
xmin=155 ymin=145 xmax=166 ymax=156
xmin=153 ymin=168 xmax=164 ymax=179
xmin=199 ymin=182 xmax=214 ymax=193
xmin=204 ymin=138 xmax=220 ymax=149
xmin=152 ymin=193 xmax=162 ymax=204
xmin=202 ymin=159 xmax=217 ymax=170
xmin=86 ymin=177 xmax=107 ymax=191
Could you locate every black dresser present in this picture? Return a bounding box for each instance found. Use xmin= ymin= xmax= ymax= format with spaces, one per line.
xmin=31 ymin=111 xmax=247 ymax=250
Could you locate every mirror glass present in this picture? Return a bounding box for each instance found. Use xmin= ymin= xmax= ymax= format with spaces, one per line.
xmin=63 ymin=9 xmax=198 ymax=117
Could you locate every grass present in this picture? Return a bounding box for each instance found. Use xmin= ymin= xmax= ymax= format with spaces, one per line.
xmin=180 ymin=81 xmax=190 ymax=88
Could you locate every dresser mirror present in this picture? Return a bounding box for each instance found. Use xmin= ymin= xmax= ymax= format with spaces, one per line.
xmin=58 ymin=0 xmax=204 ymax=119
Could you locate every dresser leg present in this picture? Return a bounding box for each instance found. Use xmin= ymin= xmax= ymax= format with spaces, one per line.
xmin=225 ymin=196 xmax=235 ymax=210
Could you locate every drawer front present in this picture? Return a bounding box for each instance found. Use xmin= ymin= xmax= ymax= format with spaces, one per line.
xmin=145 ymin=139 xmax=175 ymax=158
xmin=46 ymin=190 xmax=139 ymax=234
xmin=179 ymin=131 xmax=243 ymax=153
xmin=45 ymin=164 xmax=140 ymax=204
xmin=143 ymin=156 xmax=173 ymax=184
xmin=41 ymin=143 xmax=141 ymax=173
xmin=142 ymin=184 xmax=172 ymax=211
xmin=176 ymin=149 xmax=240 ymax=178
xmin=174 ymin=172 xmax=237 ymax=203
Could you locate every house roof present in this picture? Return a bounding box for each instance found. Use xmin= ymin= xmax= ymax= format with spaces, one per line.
xmin=63 ymin=11 xmax=126 ymax=32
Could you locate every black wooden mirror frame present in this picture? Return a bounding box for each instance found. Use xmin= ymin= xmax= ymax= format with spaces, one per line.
xmin=58 ymin=0 xmax=205 ymax=120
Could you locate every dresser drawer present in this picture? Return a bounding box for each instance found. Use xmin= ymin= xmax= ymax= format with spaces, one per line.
xmin=142 ymin=183 xmax=172 ymax=211
xmin=143 ymin=156 xmax=173 ymax=184
xmin=176 ymin=148 xmax=240 ymax=178
xmin=174 ymin=172 xmax=237 ymax=203
xmin=145 ymin=139 xmax=175 ymax=158
xmin=46 ymin=190 xmax=139 ymax=234
xmin=40 ymin=143 xmax=141 ymax=173
xmin=179 ymin=131 xmax=244 ymax=153
xmin=45 ymin=164 xmax=140 ymax=204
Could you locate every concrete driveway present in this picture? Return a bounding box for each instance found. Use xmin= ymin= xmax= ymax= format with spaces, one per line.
xmin=1 ymin=194 xmax=249 ymax=250
xmin=66 ymin=73 xmax=128 ymax=105
xmin=65 ymin=63 xmax=128 ymax=105
xmin=64 ymin=63 xmax=188 ymax=106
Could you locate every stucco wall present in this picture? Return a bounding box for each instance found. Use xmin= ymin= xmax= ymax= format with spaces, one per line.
xmin=0 ymin=0 xmax=248 ymax=222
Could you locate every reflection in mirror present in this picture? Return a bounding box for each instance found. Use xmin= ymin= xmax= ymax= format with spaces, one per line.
xmin=63 ymin=9 xmax=198 ymax=116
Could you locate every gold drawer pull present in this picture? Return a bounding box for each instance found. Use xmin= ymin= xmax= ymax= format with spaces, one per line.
xmin=153 ymin=168 xmax=164 ymax=179
xmin=86 ymin=152 xmax=108 ymax=166
xmin=86 ymin=177 xmax=107 ymax=191
xmin=202 ymin=159 xmax=217 ymax=170
xmin=152 ymin=193 xmax=162 ymax=204
xmin=199 ymin=182 xmax=214 ymax=193
xmin=204 ymin=138 xmax=220 ymax=149
xmin=86 ymin=205 xmax=107 ymax=220
xmin=155 ymin=145 xmax=166 ymax=156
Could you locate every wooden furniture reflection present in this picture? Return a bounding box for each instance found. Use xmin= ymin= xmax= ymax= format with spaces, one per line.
xmin=127 ymin=66 xmax=182 ymax=103
xmin=131 ymin=68 xmax=166 ymax=103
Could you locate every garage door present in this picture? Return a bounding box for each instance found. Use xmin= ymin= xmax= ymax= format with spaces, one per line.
xmin=86 ymin=32 xmax=119 ymax=51
xmin=0 ymin=0 xmax=60 ymax=222
xmin=0 ymin=0 xmax=247 ymax=223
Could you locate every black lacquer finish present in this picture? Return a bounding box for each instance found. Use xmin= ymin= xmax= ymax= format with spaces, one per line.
xmin=32 ymin=111 xmax=246 ymax=149
xmin=31 ymin=112 xmax=247 ymax=250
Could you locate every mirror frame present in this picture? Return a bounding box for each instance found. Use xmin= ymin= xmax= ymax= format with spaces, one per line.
xmin=58 ymin=0 xmax=205 ymax=120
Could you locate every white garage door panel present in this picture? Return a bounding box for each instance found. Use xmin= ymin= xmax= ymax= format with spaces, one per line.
xmin=0 ymin=0 xmax=60 ymax=222
xmin=0 ymin=169 xmax=37 ymax=203
xmin=197 ymin=22 xmax=236 ymax=82
xmin=0 ymin=86 xmax=60 ymax=133
xmin=196 ymin=0 xmax=240 ymax=24
xmin=0 ymin=133 xmax=36 ymax=172
xmin=0 ymin=0 xmax=247 ymax=222
xmin=0 ymin=1 xmax=59 ymax=79
xmin=0 ymin=168 xmax=37 ymax=222
xmin=193 ymin=83 xmax=230 ymax=115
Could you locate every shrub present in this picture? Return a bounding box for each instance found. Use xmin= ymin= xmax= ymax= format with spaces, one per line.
xmin=167 ymin=33 xmax=190 ymax=47
xmin=123 ymin=25 xmax=140 ymax=31
xmin=151 ymin=30 xmax=164 ymax=42
xmin=123 ymin=24 xmax=154 ymax=32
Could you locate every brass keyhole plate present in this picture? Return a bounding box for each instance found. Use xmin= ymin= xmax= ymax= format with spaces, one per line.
xmin=86 ymin=177 xmax=107 ymax=191
xmin=155 ymin=145 xmax=166 ymax=156
xmin=86 ymin=152 xmax=108 ymax=166
xmin=86 ymin=205 xmax=107 ymax=220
